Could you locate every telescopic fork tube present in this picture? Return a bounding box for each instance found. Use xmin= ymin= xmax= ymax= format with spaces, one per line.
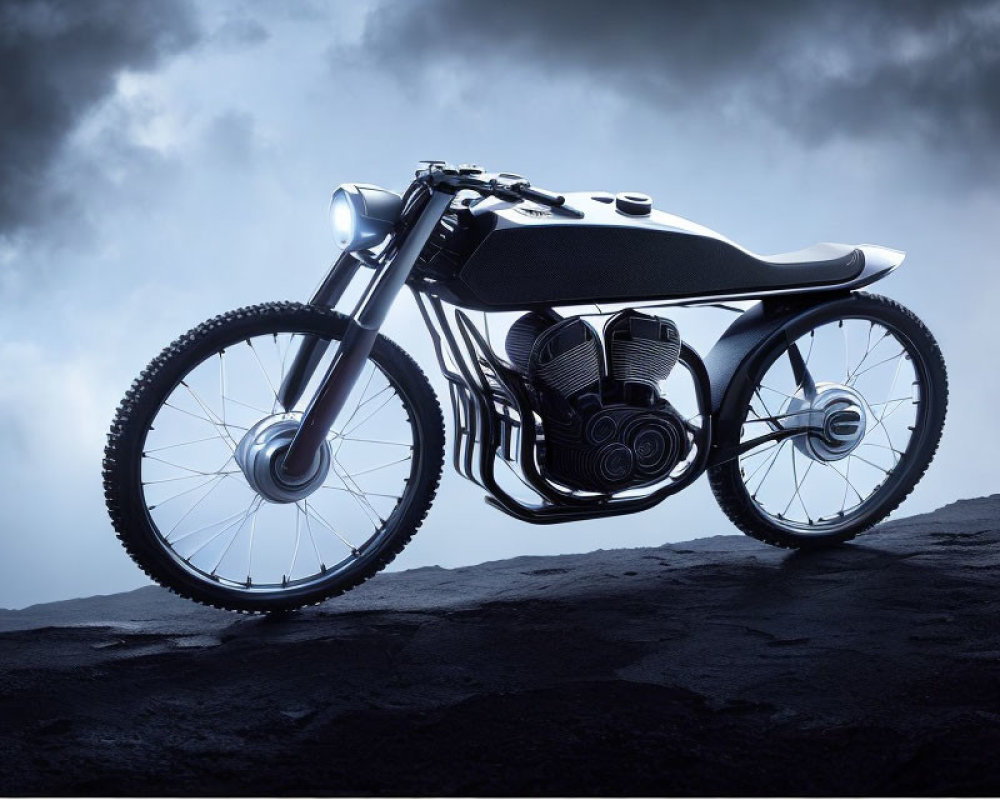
xmin=280 ymin=189 xmax=453 ymax=478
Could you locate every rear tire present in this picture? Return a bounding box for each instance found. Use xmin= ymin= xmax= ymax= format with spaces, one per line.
xmin=708 ymin=293 xmax=947 ymax=549
xmin=103 ymin=302 xmax=444 ymax=612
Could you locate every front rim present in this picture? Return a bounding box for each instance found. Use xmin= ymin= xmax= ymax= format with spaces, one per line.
xmin=138 ymin=330 xmax=418 ymax=594
xmin=736 ymin=311 xmax=930 ymax=535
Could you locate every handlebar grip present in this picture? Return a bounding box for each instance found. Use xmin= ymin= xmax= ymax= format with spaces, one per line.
xmin=518 ymin=185 xmax=565 ymax=207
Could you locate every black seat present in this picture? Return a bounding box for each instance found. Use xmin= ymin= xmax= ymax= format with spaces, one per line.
xmin=753 ymin=242 xmax=863 ymax=276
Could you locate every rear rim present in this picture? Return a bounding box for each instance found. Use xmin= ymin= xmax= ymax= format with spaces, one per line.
xmin=735 ymin=312 xmax=932 ymax=535
xmin=139 ymin=330 xmax=418 ymax=595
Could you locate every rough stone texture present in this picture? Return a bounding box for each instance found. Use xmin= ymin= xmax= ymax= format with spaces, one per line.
xmin=1 ymin=495 xmax=999 ymax=795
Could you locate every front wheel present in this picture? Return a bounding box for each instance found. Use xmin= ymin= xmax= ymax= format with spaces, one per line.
xmin=103 ymin=302 xmax=444 ymax=612
xmin=709 ymin=293 xmax=947 ymax=549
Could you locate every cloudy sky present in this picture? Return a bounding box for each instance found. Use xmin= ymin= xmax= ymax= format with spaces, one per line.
xmin=1 ymin=0 xmax=998 ymax=608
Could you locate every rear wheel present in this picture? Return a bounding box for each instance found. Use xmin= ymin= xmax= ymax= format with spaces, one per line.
xmin=103 ymin=302 xmax=444 ymax=612
xmin=708 ymin=293 xmax=947 ymax=549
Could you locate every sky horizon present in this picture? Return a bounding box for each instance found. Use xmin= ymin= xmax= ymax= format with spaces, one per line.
xmin=1 ymin=0 xmax=998 ymax=609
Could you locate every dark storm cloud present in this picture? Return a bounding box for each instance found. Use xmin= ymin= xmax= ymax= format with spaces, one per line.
xmin=0 ymin=0 xmax=199 ymax=235
xmin=358 ymin=0 xmax=1000 ymax=164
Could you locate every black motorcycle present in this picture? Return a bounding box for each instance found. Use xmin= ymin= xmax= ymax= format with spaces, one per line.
xmin=103 ymin=162 xmax=947 ymax=612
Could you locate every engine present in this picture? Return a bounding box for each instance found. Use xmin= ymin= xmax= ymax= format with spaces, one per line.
xmin=505 ymin=310 xmax=691 ymax=493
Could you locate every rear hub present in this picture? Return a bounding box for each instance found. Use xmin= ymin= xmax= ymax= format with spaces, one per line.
xmin=786 ymin=382 xmax=867 ymax=462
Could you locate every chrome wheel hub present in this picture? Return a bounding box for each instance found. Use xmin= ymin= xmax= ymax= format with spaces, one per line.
xmin=786 ymin=382 xmax=868 ymax=462
xmin=234 ymin=414 xmax=331 ymax=504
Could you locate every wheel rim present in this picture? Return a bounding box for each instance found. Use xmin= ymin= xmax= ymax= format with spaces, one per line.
xmin=736 ymin=314 xmax=927 ymax=535
xmin=139 ymin=331 xmax=417 ymax=594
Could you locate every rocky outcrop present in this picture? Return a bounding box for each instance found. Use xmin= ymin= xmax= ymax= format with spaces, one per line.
xmin=1 ymin=496 xmax=999 ymax=795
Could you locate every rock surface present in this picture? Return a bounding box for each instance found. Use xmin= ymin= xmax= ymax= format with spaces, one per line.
xmin=1 ymin=496 xmax=999 ymax=795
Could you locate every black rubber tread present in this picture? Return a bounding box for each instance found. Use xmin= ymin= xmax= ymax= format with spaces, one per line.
xmin=707 ymin=292 xmax=948 ymax=550
xmin=103 ymin=302 xmax=445 ymax=613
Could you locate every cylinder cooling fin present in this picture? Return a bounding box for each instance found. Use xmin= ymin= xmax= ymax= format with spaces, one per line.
xmin=505 ymin=308 xmax=692 ymax=494
xmin=506 ymin=314 xmax=603 ymax=404
xmin=605 ymin=311 xmax=681 ymax=390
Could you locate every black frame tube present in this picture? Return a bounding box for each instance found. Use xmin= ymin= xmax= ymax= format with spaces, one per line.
xmin=413 ymin=292 xmax=714 ymax=524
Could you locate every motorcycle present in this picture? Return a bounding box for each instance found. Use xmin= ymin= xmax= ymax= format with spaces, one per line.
xmin=103 ymin=161 xmax=948 ymax=612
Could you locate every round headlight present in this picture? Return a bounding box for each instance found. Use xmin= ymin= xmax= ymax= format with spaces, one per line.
xmin=330 ymin=190 xmax=355 ymax=250
xmin=328 ymin=183 xmax=403 ymax=252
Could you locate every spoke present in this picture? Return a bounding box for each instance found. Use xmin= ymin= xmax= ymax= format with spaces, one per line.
xmin=740 ymin=440 xmax=781 ymax=464
xmin=759 ymin=384 xmax=799 ymax=403
xmin=782 ymin=447 xmax=814 ymax=521
xmin=223 ymin=395 xmax=272 ymax=415
xmin=319 ymin=484 xmax=402 ymax=500
xmin=824 ymin=458 xmax=866 ymax=505
xmin=173 ymin=383 xmax=239 ymax=452
xmin=275 ymin=332 xmax=293 ymax=387
xmin=839 ymin=453 xmax=852 ymax=512
xmin=340 ymin=391 xmax=398 ymax=439
xmin=331 ymin=435 xmax=413 ymax=447
xmin=849 ymin=451 xmax=893 ymax=475
xmin=219 ymin=351 xmax=227 ymax=429
xmin=184 ymin=496 xmax=260 ymax=561
xmin=880 ymin=346 xmax=908 ymax=407
xmin=209 ymin=497 xmax=263 ymax=575
xmin=300 ymin=499 xmax=358 ymax=555
xmin=301 ymin=500 xmax=326 ymax=571
xmin=287 ymin=504 xmax=303 ymax=582
xmin=331 ymin=457 xmax=385 ymax=528
xmin=873 ymin=398 xmax=909 ymax=421
xmin=164 ymin=472 xmax=229 ymax=539
xmin=143 ymin=470 xmax=240 ymax=487
xmin=858 ymin=441 xmax=905 ymax=458
xmin=346 ymin=455 xmax=412 ymax=479
xmin=246 ymin=339 xmax=280 ymax=414
xmin=163 ymin=401 xmax=248 ymax=437
xmin=166 ymin=493 xmax=250 ymax=545
xmin=143 ymin=453 xmax=233 ymax=477
xmin=865 ymin=414 xmax=903 ymax=463
xmin=848 ymin=350 xmax=907 ymax=384
xmin=145 ymin=472 xmax=231 ymax=508
xmin=867 ymin=396 xmax=913 ymax=407
xmin=753 ymin=387 xmax=776 ymax=422
xmin=846 ymin=325 xmax=892 ymax=384
xmin=245 ymin=506 xmax=258 ymax=586
xmin=144 ymin=435 xmax=230 ymax=454
xmin=747 ymin=438 xmax=788 ymax=497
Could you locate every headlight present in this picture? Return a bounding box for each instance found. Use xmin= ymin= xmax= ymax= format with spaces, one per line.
xmin=329 ymin=183 xmax=403 ymax=252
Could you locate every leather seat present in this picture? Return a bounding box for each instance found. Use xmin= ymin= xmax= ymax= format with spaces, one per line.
xmin=753 ymin=242 xmax=864 ymax=276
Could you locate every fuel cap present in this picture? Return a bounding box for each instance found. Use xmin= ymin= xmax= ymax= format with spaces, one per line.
xmin=616 ymin=192 xmax=653 ymax=215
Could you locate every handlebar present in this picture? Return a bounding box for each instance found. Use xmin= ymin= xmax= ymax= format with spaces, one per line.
xmin=515 ymin=184 xmax=565 ymax=207
xmin=415 ymin=162 xmax=583 ymax=217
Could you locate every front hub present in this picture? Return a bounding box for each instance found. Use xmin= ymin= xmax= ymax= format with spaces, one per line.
xmin=786 ymin=382 xmax=868 ymax=462
xmin=234 ymin=414 xmax=332 ymax=503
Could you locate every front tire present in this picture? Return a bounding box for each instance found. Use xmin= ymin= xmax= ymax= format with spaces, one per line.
xmin=708 ymin=293 xmax=947 ymax=549
xmin=103 ymin=302 xmax=444 ymax=612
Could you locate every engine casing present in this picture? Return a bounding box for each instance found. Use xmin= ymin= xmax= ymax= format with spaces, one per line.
xmin=506 ymin=310 xmax=691 ymax=493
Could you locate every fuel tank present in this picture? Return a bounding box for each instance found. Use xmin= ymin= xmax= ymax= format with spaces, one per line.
xmin=414 ymin=192 xmax=866 ymax=311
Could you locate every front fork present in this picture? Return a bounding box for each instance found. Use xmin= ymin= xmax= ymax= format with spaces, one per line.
xmin=278 ymin=189 xmax=452 ymax=478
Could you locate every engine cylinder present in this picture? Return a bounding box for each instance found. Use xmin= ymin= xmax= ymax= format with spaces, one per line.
xmin=605 ymin=311 xmax=681 ymax=389
xmin=506 ymin=309 xmax=691 ymax=493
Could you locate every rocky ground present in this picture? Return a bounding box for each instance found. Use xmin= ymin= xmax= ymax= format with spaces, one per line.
xmin=1 ymin=495 xmax=999 ymax=796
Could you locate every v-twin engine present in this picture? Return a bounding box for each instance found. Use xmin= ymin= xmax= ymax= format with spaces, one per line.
xmin=506 ymin=310 xmax=691 ymax=493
